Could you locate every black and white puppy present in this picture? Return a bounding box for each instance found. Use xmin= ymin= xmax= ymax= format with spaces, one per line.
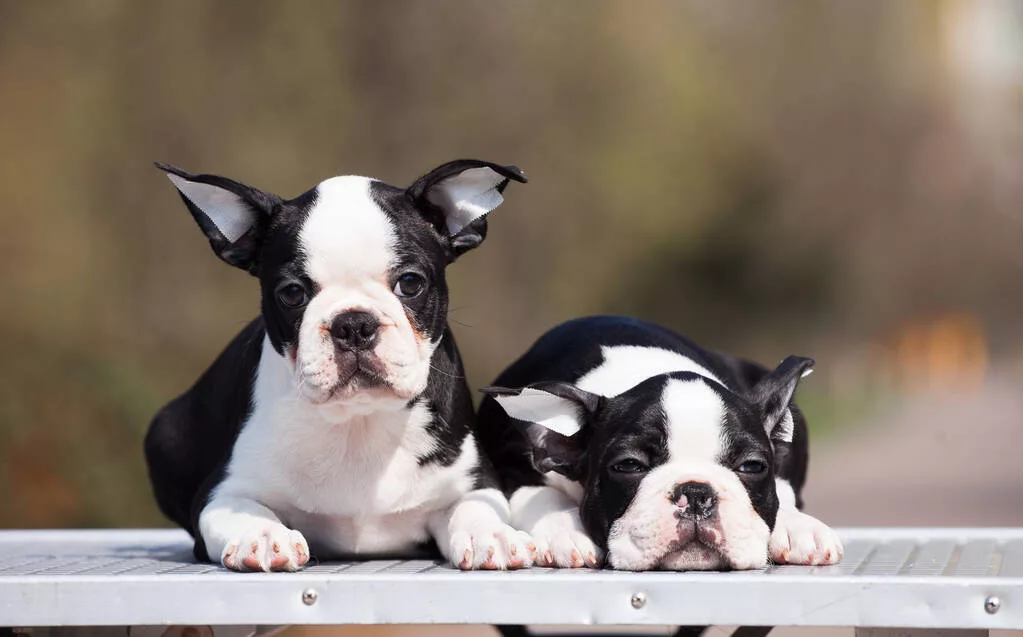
xmin=478 ymin=316 xmax=843 ymax=570
xmin=145 ymin=159 xmax=534 ymax=571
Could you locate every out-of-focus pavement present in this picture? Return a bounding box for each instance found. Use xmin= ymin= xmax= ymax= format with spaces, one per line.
xmin=803 ymin=375 xmax=1023 ymax=527
xmin=283 ymin=375 xmax=1023 ymax=637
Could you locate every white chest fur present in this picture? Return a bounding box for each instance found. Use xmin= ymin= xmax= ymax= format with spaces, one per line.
xmin=211 ymin=339 xmax=478 ymax=555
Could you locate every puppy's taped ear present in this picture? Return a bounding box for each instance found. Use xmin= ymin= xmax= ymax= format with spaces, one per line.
xmin=748 ymin=355 xmax=814 ymax=444
xmin=407 ymin=159 xmax=526 ymax=258
xmin=155 ymin=162 xmax=281 ymax=273
xmin=481 ymin=382 xmax=601 ymax=480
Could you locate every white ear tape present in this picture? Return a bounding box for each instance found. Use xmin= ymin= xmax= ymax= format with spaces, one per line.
xmin=493 ymin=388 xmax=583 ymax=437
xmin=425 ymin=167 xmax=507 ymax=235
xmin=167 ymin=173 xmax=254 ymax=243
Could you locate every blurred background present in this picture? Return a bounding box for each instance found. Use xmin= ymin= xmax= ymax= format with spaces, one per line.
xmin=1 ymin=0 xmax=1022 ymax=536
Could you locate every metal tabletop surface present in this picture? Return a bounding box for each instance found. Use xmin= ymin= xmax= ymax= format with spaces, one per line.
xmin=0 ymin=528 xmax=1020 ymax=629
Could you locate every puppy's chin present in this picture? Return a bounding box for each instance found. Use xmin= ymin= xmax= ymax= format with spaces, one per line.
xmin=302 ymin=374 xmax=408 ymax=407
xmin=658 ymin=543 xmax=727 ymax=571
xmin=314 ymin=388 xmax=411 ymax=420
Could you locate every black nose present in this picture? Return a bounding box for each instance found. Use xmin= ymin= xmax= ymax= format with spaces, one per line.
xmin=329 ymin=311 xmax=380 ymax=351
xmin=673 ymin=481 xmax=718 ymax=520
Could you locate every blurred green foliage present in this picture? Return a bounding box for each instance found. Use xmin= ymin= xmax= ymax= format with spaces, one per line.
xmin=1 ymin=1 xmax=1020 ymax=529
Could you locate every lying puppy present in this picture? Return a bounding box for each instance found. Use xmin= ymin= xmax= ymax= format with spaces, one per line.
xmin=145 ymin=159 xmax=534 ymax=571
xmin=478 ymin=315 xmax=843 ymax=570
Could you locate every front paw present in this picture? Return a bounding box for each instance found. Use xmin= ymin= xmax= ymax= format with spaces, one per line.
xmin=220 ymin=524 xmax=309 ymax=572
xmin=449 ymin=524 xmax=535 ymax=570
xmin=769 ymin=510 xmax=843 ymax=565
xmin=533 ymin=529 xmax=601 ymax=568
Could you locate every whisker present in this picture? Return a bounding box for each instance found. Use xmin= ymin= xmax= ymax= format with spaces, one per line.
xmin=447 ymin=317 xmax=475 ymax=329
xmin=447 ymin=307 xmax=475 ymax=329
xmin=429 ymin=363 xmax=465 ymax=380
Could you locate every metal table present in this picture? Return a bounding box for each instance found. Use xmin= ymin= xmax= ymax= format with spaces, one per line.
xmin=1 ymin=528 xmax=1020 ymax=635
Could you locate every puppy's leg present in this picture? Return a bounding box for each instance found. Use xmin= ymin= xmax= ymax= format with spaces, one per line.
xmin=430 ymin=488 xmax=535 ymax=570
xmin=769 ymin=478 xmax=843 ymax=565
xmin=510 ymin=485 xmax=601 ymax=568
xmin=199 ymin=496 xmax=309 ymax=572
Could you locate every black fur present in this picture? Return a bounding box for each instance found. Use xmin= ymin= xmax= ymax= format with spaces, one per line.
xmin=144 ymin=318 xmax=264 ymax=534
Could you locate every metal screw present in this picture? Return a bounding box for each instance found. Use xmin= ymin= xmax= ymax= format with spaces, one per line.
xmin=984 ymin=595 xmax=1001 ymax=614
xmin=631 ymin=591 xmax=647 ymax=609
xmin=302 ymin=588 xmax=319 ymax=606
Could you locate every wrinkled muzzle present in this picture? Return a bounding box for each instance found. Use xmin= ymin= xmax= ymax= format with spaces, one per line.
xmin=292 ymin=293 xmax=435 ymax=405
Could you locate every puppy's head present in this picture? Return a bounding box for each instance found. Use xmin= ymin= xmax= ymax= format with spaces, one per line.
xmin=483 ymin=356 xmax=813 ymax=570
xmin=159 ymin=160 xmax=525 ymax=408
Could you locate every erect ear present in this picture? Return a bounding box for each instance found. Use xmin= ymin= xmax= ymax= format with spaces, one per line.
xmin=481 ymin=381 xmax=602 ymax=481
xmin=747 ymin=355 xmax=815 ymax=444
xmin=406 ymin=159 xmax=527 ymax=258
xmin=155 ymin=162 xmax=282 ymax=274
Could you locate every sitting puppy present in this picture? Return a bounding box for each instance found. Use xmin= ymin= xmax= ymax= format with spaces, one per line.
xmin=478 ymin=315 xmax=843 ymax=570
xmin=145 ymin=159 xmax=534 ymax=571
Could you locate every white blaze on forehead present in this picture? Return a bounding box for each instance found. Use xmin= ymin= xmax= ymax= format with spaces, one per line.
xmin=661 ymin=378 xmax=727 ymax=462
xmin=299 ymin=177 xmax=396 ymax=285
xmin=576 ymin=345 xmax=724 ymax=398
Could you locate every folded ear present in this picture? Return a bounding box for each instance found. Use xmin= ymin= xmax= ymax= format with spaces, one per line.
xmin=155 ymin=162 xmax=281 ymax=273
xmin=481 ymin=381 xmax=601 ymax=480
xmin=748 ymin=355 xmax=815 ymax=444
xmin=406 ymin=159 xmax=527 ymax=258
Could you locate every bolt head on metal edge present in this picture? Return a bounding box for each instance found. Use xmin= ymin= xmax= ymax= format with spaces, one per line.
xmin=630 ymin=591 xmax=647 ymax=609
xmin=984 ymin=595 xmax=1001 ymax=614
xmin=302 ymin=588 xmax=319 ymax=606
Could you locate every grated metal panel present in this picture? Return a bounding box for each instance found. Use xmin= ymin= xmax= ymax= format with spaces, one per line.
xmin=0 ymin=528 xmax=1021 ymax=629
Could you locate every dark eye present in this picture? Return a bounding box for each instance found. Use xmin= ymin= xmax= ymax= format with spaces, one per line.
xmin=393 ymin=273 xmax=426 ymax=298
xmin=737 ymin=460 xmax=768 ymax=475
xmin=277 ymin=283 xmax=308 ymax=309
xmin=610 ymin=458 xmax=649 ymax=474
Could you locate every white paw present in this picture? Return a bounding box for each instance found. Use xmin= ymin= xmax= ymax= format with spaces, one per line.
xmin=220 ymin=524 xmax=309 ymax=572
xmin=526 ymin=507 xmax=602 ymax=568
xmin=449 ymin=523 xmax=535 ymax=570
xmin=769 ymin=510 xmax=843 ymax=565
xmin=533 ymin=529 xmax=601 ymax=568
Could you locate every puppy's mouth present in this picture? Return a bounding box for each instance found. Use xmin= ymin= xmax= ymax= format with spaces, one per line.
xmin=295 ymin=351 xmax=394 ymax=406
xmin=657 ymin=520 xmax=728 ymax=571
xmin=333 ymin=351 xmax=388 ymax=393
